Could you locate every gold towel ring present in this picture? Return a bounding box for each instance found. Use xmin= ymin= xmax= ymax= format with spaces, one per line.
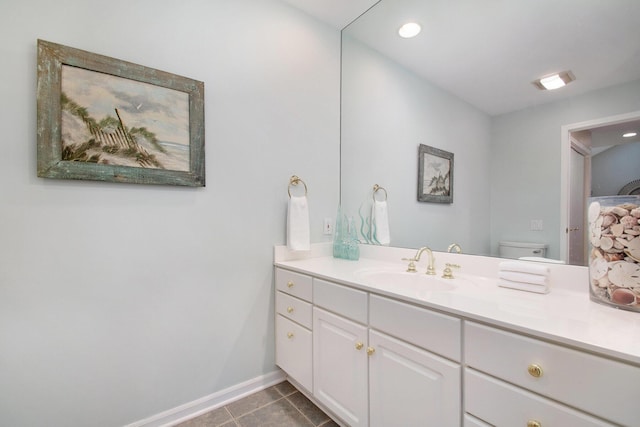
xmin=288 ymin=175 xmax=308 ymax=198
xmin=373 ymin=184 xmax=387 ymax=201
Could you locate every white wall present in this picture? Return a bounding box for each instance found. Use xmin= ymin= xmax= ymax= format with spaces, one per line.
xmin=341 ymin=35 xmax=492 ymax=255
xmin=490 ymin=79 xmax=640 ymax=259
xmin=591 ymin=142 xmax=640 ymax=196
xmin=0 ymin=1 xmax=340 ymax=425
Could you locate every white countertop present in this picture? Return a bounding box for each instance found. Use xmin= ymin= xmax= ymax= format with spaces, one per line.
xmin=274 ymin=244 xmax=640 ymax=366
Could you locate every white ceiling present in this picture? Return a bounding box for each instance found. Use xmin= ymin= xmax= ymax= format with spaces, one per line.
xmin=280 ymin=0 xmax=379 ymax=29
xmin=282 ymin=0 xmax=640 ymax=118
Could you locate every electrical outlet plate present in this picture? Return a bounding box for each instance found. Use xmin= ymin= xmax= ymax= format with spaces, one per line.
xmin=530 ymin=219 xmax=543 ymax=231
xmin=323 ymin=217 xmax=333 ymax=235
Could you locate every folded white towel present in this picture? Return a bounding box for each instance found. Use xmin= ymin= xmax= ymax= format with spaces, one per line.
xmin=372 ymin=200 xmax=390 ymax=245
xmin=287 ymin=195 xmax=310 ymax=251
xmin=499 ymin=260 xmax=550 ymax=276
xmin=498 ymin=271 xmax=548 ymax=286
xmin=519 ymin=256 xmax=565 ymax=264
xmin=498 ymin=279 xmax=550 ymax=294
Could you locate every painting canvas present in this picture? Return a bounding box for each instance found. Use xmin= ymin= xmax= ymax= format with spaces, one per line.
xmin=418 ymin=144 xmax=453 ymax=203
xmin=61 ymin=66 xmax=190 ymax=172
xmin=37 ymin=39 xmax=205 ymax=186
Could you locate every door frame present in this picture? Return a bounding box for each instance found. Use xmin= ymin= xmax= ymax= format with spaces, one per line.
xmin=560 ymin=110 xmax=640 ymax=261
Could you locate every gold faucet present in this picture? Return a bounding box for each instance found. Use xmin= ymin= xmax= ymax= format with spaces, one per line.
xmin=415 ymin=247 xmax=436 ymax=275
xmin=447 ymin=243 xmax=462 ymax=253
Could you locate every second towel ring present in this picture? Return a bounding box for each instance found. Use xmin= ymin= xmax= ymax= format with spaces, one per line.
xmin=288 ymin=175 xmax=308 ymax=198
xmin=373 ymin=184 xmax=387 ymax=201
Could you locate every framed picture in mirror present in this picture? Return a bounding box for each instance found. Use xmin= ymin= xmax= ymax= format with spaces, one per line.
xmin=418 ymin=144 xmax=453 ymax=203
xmin=37 ymin=39 xmax=205 ymax=187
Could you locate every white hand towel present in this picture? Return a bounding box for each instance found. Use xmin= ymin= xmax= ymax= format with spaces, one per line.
xmin=498 ymin=271 xmax=549 ymax=286
xmin=372 ymin=200 xmax=390 ymax=245
xmin=287 ymin=195 xmax=310 ymax=251
xmin=498 ymin=279 xmax=550 ymax=294
xmin=498 ymin=260 xmax=550 ymax=276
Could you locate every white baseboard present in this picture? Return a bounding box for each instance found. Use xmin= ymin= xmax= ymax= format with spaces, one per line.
xmin=125 ymin=369 xmax=286 ymax=427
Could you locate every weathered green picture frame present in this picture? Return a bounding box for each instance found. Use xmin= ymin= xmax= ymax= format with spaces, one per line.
xmin=37 ymin=39 xmax=205 ymax=187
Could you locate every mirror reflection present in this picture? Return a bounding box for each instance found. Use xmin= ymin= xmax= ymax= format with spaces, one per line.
xmin=340 ymin=0 xmax=640 ymax=264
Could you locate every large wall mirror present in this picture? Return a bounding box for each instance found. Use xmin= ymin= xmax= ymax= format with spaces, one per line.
xmin=340 ymin=0 xmax=640 ymax=265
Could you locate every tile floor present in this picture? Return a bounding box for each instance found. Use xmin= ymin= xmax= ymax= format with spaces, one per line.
xmin=176 ymin=381 xmax=339 ymax=427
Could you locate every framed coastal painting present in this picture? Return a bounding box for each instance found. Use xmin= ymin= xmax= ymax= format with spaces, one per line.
xmin=37 ymin=39 xmax=205 ymax=186
xmin=418 ymin=143 xmax=453 ymax=203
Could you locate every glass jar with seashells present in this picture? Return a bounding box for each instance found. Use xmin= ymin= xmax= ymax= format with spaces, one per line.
xmin=588 ymin=196 xmax=640 ymax=312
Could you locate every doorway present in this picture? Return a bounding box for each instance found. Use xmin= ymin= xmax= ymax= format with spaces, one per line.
xmin=560 ymin=111 xmax=640 ymax=265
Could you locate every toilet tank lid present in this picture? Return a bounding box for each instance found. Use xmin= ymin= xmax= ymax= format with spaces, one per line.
xmin=499 ymin=241 xmax=547 ymax=249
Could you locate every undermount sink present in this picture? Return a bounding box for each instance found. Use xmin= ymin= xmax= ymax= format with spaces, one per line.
xmin=354 ymin=268 xmax=463 ymax=291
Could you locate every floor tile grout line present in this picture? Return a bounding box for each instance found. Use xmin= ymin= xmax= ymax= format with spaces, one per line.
xmin=283 ymin=394 xmax=332 ymax=427
xmin=226 ymin=394 xmax=289 ymax=423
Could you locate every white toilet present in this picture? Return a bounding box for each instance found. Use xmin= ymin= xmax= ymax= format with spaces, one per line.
xmin=498 ymin=241 xmax=547 ymax=259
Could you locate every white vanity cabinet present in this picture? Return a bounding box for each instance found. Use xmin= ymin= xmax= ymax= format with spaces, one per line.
xmin=275 ymin=269 xmax=313 ymax=391
xmin=311 ymin=276 xmax=461 ymax=427
xmin=464 ymin=321 xmax=638 ymax=426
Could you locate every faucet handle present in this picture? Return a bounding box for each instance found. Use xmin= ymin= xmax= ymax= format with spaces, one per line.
xmin=442 ymin=263 xmax=460 ymax=279
xmin=401 ymin=258 xmax=417 ymax=273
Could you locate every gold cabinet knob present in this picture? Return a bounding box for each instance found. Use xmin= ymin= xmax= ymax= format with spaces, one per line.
xmin=287 ymin=281 xmax=294 ymax=288
xmin=287 ymin=306 xmax=294 ymax=314
xmin=287 ymin=332 xmax=294 ymax=339
xmin=366 ymin=347 xmax=375 ymax=356
xmin=355 ymin=342 xmax=364 ymax=350
xmin=528 ymin=364 xmax=543 ymax=378
xmin=527 ymin=420 xmax=541 ymax=427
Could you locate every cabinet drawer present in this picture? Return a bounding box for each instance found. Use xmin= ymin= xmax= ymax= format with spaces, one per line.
xmin=313 ymin=278 xmax=367 ymax=324
xmin=463 ymin=414 xmax=491 ymax=427
xmin=275 ymin=268 xmax=312 ymax=302
xmin=276 ymin=315 xmax=312 ymax=392
xmin=276 ymin=291 xmax=312 ymax=329
xmin=370 ymin=294 xmax=461 ymax=361
xmin=465 ymin=369 xmax=615 ymax=427
xmin=465 ymin=321 xmax=639 ymax=426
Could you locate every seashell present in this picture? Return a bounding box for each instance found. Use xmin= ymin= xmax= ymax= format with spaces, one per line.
xmin=631 ymin=208 xmax=640 ymax=218
xmin=598 ymin=275 xmax=611 ymax=287
xmin=588 ymin=201 xmax=602 ymax=222
xmin=590 ymin=257 xmax=609 ymax=280
xmin=620 ymin=215 xmax=637 ymax=229
xmin=610 ymin=223 xmax=624 ymax=236
xmin=600 ymin=236 xmax=614 ymax=251
xmin=610 ymin=288 xmax=637 ymax=305
xmin=611 ymin=206 xmax=630 ymax=217
xmin=605 ymin=252 xmax=625 ymax=262
xmin=616 ymin=237 xmax=632 ymax=247
xmin=601 ymin=214 xmax=617 ymax=228
xmin=625 ymin=229 xmax=640 ymax=236
xmin=614 ymin=240 xmax=626 ymax=250
xmin=607 ymin=261 xmax=640 ymax=287
xmin=619 ymin=203 xmax=639 ymax=211
xmin=624 ymin=237 xmax=640 ymax=262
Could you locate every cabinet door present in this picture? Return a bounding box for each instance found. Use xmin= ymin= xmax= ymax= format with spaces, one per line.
xmin=275 ymin=315 xmax=312 ymax=392
xmin=313 ymin=307 xmax=368 ymax=427
xmin=369 ymin=330 xmax=461 ymax=427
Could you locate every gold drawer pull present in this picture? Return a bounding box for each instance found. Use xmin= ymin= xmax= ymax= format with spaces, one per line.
xmin=527 ymin=420 xmax=541 ymax=427
xmin=528 ymin=364 xmax=543 ymax=378
xmin=366 ymin=347 xmax=375 ymax=356
xmin=355 ymin=342 xmax=364 ymax=350
xmin=287 ymin=281 xmax=294 ymax=288
xmin=287 ymin=332 xmax=294 ymax=339
xmin=287 ymin=306 xmax=294 ymax=314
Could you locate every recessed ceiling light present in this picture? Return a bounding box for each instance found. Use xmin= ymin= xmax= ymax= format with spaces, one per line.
xmin=623 ymin=132 xmax=637 ymax=138
xmin=532 ymin=71 xmax=575 ymax=90
xmin=398 ymin=22 xmax=421 ymax=38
